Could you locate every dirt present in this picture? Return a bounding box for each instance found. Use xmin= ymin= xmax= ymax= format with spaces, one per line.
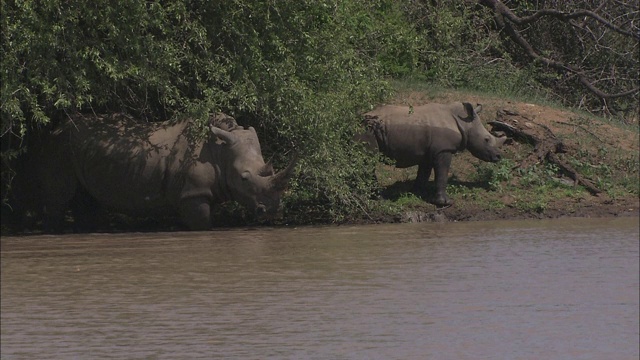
xmin=434 ymin=196 xmax=640 ymax=222
xmin=372 ymin=89 xmax=640 ymax=223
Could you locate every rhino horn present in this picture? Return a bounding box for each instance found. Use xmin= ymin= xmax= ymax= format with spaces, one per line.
xmin=259 ymin=162 xmax=275 ymax=177
xmin=210 ymin=126 xmax=237 ymax=145
xmin=270 ymin=152 xmax=298 ymax=191
xmin=495 ymin=134 xmax=508 ymax=147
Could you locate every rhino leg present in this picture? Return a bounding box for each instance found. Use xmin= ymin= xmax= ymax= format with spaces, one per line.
xmin=70 ymin=189 xmax=108 ymax=233
xmin=41 ymin=176 xmax=79 ymax=233
xmin=432 ymin=152 xmax=453 ymax=207
xmin=413 ymin=159 xmax=433 ymax=194
xmin=178 ymin=198 xmax=212 ymax=231
xmin=42 ymin=205 xmax=68 ymax=233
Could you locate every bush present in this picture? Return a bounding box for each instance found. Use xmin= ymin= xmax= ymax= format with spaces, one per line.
xmin=2 ymin=0 xmax=636 ymax=227
xmin=2 ymin=0 xmax=423 ymax=223
xmin=401 ymin=1 xmax=547 ymax=99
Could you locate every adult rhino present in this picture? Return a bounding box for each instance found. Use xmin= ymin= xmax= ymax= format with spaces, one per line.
xmin=21 ymin=113 xmax=296 ymax=231
xmin=361 ymin=102 xmax=506 ymax=207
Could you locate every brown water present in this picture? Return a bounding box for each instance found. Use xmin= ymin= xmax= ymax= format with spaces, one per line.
xmin=1 ymin=217 xmax=638 ymax=360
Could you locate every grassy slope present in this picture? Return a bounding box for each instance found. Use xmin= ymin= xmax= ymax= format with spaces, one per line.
xmin=363 ymin=82 xmax=640 ymax=223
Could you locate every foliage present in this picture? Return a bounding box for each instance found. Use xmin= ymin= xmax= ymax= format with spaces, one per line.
xmin=401 ymin=1 xmax=548 ymax=99
xmin=1 ymin=0 xmax=419 ymax=222
xmin=1 ymin=0 xmax=637 ymax=229
xmin=401 ymin=0 xmax=638 ymax=117
xmin=473 ymin=159 xmax=516 ymax=191
xmin=494 ymin=0 xmax=639 ymax=118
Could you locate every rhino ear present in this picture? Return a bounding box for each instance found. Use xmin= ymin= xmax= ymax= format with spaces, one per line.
xmin=209 ymin=112 xmax=238 ymax=131
xmin=461 ymin=102 xmax=482 ymax=120
xmin=210 ymin=126 xmax=237 ymax=145
xmin=461 ymin=102 xmax=476 ymax=121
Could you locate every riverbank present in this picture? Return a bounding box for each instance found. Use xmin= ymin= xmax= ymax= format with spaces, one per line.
xmin=359 ymin=85 xmax=639 ymax=225
xmin=389 ymin=196 xmax=639 ymax=224
xmin=2 ymin=87 xmax=638 ymax=234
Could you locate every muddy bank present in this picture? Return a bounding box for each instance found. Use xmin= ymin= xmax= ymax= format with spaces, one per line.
xmin=398 ymin=197 xmax=639 ymax=224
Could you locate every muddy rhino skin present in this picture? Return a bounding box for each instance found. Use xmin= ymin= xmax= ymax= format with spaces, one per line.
xmin=15 ymin=113 xmax=296 ymax=231
xmin=362 ymin=102 xmax=506 ymax=206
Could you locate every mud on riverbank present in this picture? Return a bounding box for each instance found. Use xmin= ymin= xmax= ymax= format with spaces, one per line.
xmin=364 ymin=88 xmax=639 ymax=225
xmin=396 ymin=196 xmax=639 ymax=224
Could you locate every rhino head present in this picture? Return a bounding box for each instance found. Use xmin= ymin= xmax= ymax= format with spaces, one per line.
xmin=455 ymin=103 xmax=507 ymax=163
xmin=211 ymin=126 xmax=297 ymax=219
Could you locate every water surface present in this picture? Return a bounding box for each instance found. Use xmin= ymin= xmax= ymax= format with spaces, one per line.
xmin=2 ymin=217 xmax=638 ymax=359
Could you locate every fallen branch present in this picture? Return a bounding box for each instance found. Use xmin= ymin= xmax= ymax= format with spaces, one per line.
xmin=546 ymin=152 xmax=602 ymax=196
xmin=489 ymin=109 xmax=601 ymax=195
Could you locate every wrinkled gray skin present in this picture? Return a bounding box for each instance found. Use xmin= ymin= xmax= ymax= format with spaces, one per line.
xmin=17 ymin=113 xmax=296 ymax=231
xmin=361 ymin=102 xmax=506 ymax=207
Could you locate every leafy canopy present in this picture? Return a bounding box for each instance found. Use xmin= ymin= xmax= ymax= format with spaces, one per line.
xmin=1 ymin=0 xmax=418 ymax=221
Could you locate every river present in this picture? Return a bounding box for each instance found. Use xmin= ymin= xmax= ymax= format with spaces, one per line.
xmin=1 ymin=217 xmax=638 ymax=359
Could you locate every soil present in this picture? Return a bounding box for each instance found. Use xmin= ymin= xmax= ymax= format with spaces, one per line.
xmin=401 ymin=196 xmax=640 ymax=223
xmin=369 ymin=89 xmax=639 ymax=224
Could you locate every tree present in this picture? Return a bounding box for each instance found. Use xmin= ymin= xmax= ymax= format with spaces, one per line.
xmin=1 ymin=0 xmax=420 ymax=225
xmin=478 ymin=0 xmax=639 ymax=117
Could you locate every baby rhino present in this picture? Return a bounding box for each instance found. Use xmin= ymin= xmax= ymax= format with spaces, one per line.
xmin=361 ymin=102 xmax=507 ymax=207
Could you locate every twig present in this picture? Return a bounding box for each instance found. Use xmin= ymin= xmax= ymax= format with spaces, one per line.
xmin=553 ymin=120 xmax=604 ymax=143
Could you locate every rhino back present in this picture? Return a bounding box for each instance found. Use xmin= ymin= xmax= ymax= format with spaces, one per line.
xmin=67 ymin=115 xmax=212 ymax=214
xmin=365 ymin=104 xmax=462 ymax=167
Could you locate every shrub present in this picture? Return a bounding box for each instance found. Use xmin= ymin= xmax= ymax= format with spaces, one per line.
xmin=2 ymin=0 xmax=425 ymax=223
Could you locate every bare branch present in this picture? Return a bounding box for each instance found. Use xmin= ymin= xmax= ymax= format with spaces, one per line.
xmin=478 ymin=0 xmax=639 ymax=101
xmin=517 ymin=9 xmax=638 ymax=39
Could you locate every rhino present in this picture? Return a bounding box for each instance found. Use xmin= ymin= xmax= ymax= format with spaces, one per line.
xmin=7 ymin=126 xmax=80 ymax=232
xmin=361 ymin=102 xmax=506 ymax=207
xmin=14 ymin=113 xmax=296 ymax=231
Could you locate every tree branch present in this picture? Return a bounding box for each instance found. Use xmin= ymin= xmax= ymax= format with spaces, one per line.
xmin=478 ymin=0 xmax=639 ymax=100
xmin=514 ymin=9 xmax=638 ymax=40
